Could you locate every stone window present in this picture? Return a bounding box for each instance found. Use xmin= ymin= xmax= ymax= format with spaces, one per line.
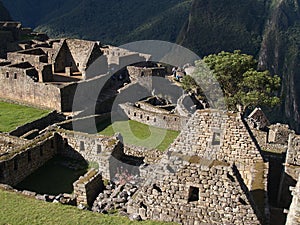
xmin=14 ymin=73 xmax=17 ymax=79
xmin=140 ymin=114 xmax=143 ymax=119
xmin=154 ymin=118 xmax=157 ymax=122
xmin=80 ymin=141 xmax=85 ymax=151
xmin=22 ymin=58 xmax=24 ymax=61
xmin=128 ymin=111 xmax=130 ymax=115
xmin=27 ymin=151 xmax=32 ymax=162
xmin=212 ymin=132 xmax=221 ymax=145
xmin=77 ymin=63 xmax=79 ymax=67
xmin=147 ymin=116 xmax=150 ymax=121
xmin=5 ymin=72 xmax=9 ymax=78
xmin=163 ymin=116 xmax=166 ymax=120
xmin=97 ymin=144 xmax=102 ymax=153
xmin=40 ymin=146 xmax=43 ymax=156
xmin=134 ymin=112 xmax=137 ymax=117
xmin=188 ymin=186 xmax=199 ymax=202
xmin=14 ymin=159 xmax=18 ymax=171
xmin=174 ymin=118 xmax=177 ymax=121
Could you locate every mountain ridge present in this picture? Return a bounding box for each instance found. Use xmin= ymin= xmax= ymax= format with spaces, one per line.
xmin=2 ymin=0 xmax=300 ymax=131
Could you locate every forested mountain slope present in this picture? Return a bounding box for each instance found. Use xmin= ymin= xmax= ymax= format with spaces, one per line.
xmin=3 ymin=0 xmax=300 ymax=131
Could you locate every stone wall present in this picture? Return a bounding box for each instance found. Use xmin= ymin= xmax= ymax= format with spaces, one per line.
xmin=7 ymin=48 xmax=48 ymax=67
xmin=0 ymin=133 xmax=28 ymax=156
xmin=250 ymin=128 xmax=288 ymax=153
xmin=0 ymin=65 xmax=62 ymax=110
xmin=136 ymin=101 xmax=175 ymax=114
xmin=58 ymin=130 xmax=123 ymax=180
xmin=286 ymin=134 xmax=300 ymax=166
xmin=268 ymin=124 xmax=294 ymax=145
xmin=73 ymin=169 xmax=103 ymax=207
xmin=286 ymin=174 xmax=300 ymax=225
xmin=9 ymin=111 xmax=66 ymax=137
xmin=124 ymin=145 xmax=163 ymax=164
xmin=168 ymin=110 xmax=267 ymax=191
xmin=128 ymin=161 xmax=262 ymax=224
xmin=126 ymin=109 xmax=268 ymax=224
xmin=127 ymin=66 xmax=166 ymax=82
xmin=119 ymin=103 xmax=188 ymax=131
xmin=0 ymin=133 xmax=59 ymax=186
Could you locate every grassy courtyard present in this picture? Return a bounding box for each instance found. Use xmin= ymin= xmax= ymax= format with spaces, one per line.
xmin=0 ymin=101 xmax=49 ymax=132
xmin=98 ymin=120 xmax=179 ymax=151
xmin=0 ymin=189 xmax=173 ymax=225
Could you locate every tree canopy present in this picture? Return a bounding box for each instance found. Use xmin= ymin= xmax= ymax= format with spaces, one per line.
xmin=182 ymin=50 xmax=281 ymax=112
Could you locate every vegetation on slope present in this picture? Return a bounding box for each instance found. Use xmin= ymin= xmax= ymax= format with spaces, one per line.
xmin=0 ymin=101 xmax=49 ymax=132
xmin=178 ymin=0 xmax=268 ymax=57
xmin=3 ymin=0 xmax=192 ymax=45
xmin=0 ymin=189 xmax=172 ymax=225
xmin=3 ymin=0 xmax=300 ymax=130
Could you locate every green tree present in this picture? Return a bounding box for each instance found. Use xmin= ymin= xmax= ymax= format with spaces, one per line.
xmin=189 ymin=50 xmax=281 ymax=112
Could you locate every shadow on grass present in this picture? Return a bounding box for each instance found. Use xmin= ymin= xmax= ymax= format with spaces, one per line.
xmin=15 ymin=156 xmax=88 ymax=195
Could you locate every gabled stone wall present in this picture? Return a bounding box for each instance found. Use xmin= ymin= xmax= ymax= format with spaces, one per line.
xmin=128 ymin=160 xmax=262 ymax=224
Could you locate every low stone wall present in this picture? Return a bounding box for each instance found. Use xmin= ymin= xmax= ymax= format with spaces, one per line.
xmin=124 ymin=145 xmax=163 ymax=164
xmin=127 ymin=66 xmax=166 ymax=82
xmin=58 ymin=130 xmax=123 ymax=180
xmin=73 ymin=169 xmax=103 ymax=207
xmin=9 ymin=111 xmax=66 ymax=137
xmin=120 ymin=103 xmax=188 ymax=131
xmin=249 ymin=128 xmax=287 ymax=153
xmin=0 ymin=133 xmax=59 ymax=186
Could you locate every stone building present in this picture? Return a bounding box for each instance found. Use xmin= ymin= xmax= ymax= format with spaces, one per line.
xmin=127 ymin=109 xmax=268 ymax=224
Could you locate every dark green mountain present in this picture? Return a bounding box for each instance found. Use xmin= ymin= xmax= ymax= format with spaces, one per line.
xmin=3 ymin=0 xmax=300 ymax=131
xmin=2 ymin=0 xmax=192 ymax=44
xmin=0 ymin=1 xmax=11 ymax=21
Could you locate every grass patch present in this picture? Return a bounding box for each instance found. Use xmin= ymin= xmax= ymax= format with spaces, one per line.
xmin=16 ymin=156 xmax=88 ymax=195
xmin=0 ymin=101 xmax=49 ymax=132
xmin=98 ymin=119 xmax=179 ymax=151
xmin=0 ymin=189 xmax=173 ymax=225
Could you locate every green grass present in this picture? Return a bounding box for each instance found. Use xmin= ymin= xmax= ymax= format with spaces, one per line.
xmin=16 ymin=156 xmax=88 ymax=195
xmin=0 ymin=189 xmax=173 ymax=225
xmin=0 ymin=101 xmax=49 ymax=132
xmin=98 ymin=120 xmax=179 ymax=151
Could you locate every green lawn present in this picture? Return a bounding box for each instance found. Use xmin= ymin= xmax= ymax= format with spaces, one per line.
xmin=0 ymin=101 xmax=49 ymax=132
xmin=98 ymin=120 xmax=179 ymax=151
xmin=0 ymin=189 xmax=173 ymax=225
